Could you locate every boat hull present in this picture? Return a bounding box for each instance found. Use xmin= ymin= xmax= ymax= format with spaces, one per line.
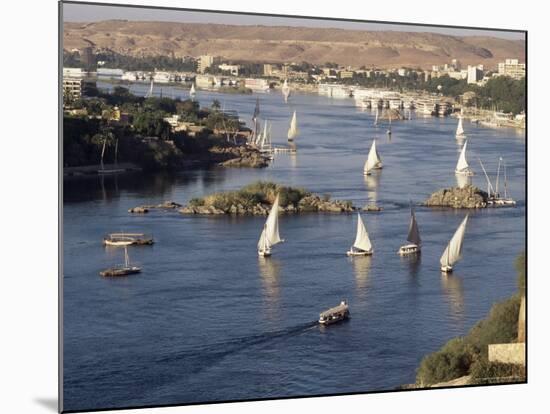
xmin=455 ymin=169 xmax=474 ymax=176
xmin=319 ymin=312 xmax=350 ymax=325
xmin=258 ymin=249 xmax=272 ymax=257
xmin=440 ymin=265 xmax=453 ymax=273
xmin=347 ymin=249 xmax=373 ymax=256
xmin=398 ymin=244 xmax=420 ymax=256
xmin=100 ymin=266 xmax=142 ymax=277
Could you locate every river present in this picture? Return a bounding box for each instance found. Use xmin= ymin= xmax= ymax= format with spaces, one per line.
xmin=63 ymin=84 xmax=526 ymax=411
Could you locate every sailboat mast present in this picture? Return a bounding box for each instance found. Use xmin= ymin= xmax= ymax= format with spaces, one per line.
xmin=478 ymin=158 xmax=494 ymax=197
xmin=496 ymin=157 xmax=502 ymax=196
xmin=124 ymin=247 xmax=129 ymax=267
xmin=114 ymin=138 xmax=119 ymax=166
xmin=100 ymin=137 xmax=107 ymax=170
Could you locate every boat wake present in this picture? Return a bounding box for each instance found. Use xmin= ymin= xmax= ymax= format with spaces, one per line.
xmin=156 ymin=321 xmax=318 ymax=374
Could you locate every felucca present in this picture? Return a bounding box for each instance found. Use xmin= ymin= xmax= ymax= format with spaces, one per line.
xmin=100 ymin=246 xmax=142 ymax=277
xmin=398 ymin=206 xmax=421 ymax=255
xmin=347 ymin=213 xmax=373 ymax=256
xmin=258 ymin=194 xmax=283 ymax=257
xmin=189 ymin=83 xmax=196 ymax=98
xmin=440 ymin=215 xmax=469 ymax=273
xmin=455 ymin=140 xmax=474 ymax=176
xmin=287 ymin=111 xmax=299 ymax=141
xmin=282 ymin=79 xmax=291 ymax=103
xmin=374 ymin=108 xmax=379 ymax=126
xmin=455 ymin=116 xmax=466 ymax=139
xmin=363 ymin=140 xmax=382 ymax=176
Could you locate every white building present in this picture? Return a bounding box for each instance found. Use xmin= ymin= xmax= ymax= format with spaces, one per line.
xmin=63 ymin=67 xmax=85 ymax=78
xmin=497 ymin=58 xmax=525 ymax=80
xmin=218 ymin=64 xmax=240 ymax=76
xmin=467 ymin=65 xmax=484 ymax=84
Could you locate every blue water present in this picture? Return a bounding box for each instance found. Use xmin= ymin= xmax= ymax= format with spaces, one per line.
xmin=63 ymin=85 xmax=525 ymax=411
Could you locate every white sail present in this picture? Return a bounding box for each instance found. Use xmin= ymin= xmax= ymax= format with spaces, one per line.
xmin=124 ymin=246 xmax=130 ymax=268
xmin=406 ymin=208 xmax=421 ymax=246
xmin=287 ymin=111 xmax=299 ymax=140
xmin=353 ymin=214 xmax=372 ymax=252
xmin=190 ymin=83 xmax=196 ymax=97
xmin=145 ymin=78 xmax=154 ymax=98
xmin=374 ymin=108 xmax=379 ymax=125
xmin=282 ymin=79 xmax=291 ymax=102
xmin=258 ymin=194 xmax=282 ymax=251
xmin=440 ymin=215 xmax=469 ymax=267
xmin=455 ymin=141 xmax=470 ymax=173
xmin=455 ymin=116 xmax=465 ymax=138
xmin=364 ymin=140 xmax=382 ymax=174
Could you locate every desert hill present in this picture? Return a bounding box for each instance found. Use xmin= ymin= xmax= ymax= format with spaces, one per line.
xmin=63 ymin=20 xmax=525 ymax=69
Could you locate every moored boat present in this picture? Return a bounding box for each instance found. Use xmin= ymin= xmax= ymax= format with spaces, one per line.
xmin=103 ymin=232 xmax=154 ymax=246
xmin=318 ymin=300 xmax=350 ymax=325
xmin=100 ymin=246 xmax=141 ymax=277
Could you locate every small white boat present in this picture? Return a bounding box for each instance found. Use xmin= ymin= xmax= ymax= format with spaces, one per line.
xmin=363 ymin=140 xmax=382 ymax=176
xmin=318 ymin=300 xmax=350 ymax=325
xmin=258 ymin=194 xmax=283 ymax=257
xmin=440 ymin=215 xmax=469 ymax=273
xmin=455 ymin=116 xmax=466 ymax=139
xmin=347 ymin=213 xmax=373 ymax=256
xmin=287 ymin=111 xmax=299 ymax=141
xmin=189 ymin=83 xmax=196 ymax=98
xmin=455 ymin=140 xmax=474 ymax=176
xmin=398 ymin=207 xmax=421 ymax=255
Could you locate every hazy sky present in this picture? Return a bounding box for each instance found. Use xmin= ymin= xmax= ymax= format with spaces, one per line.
xmin=63 ymin=2 xmax=525 ymax=41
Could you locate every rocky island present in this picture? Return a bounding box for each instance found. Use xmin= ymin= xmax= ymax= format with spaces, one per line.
xmin=179 ymin=181 xmax=355 ymax=215
xmin=424 ymin=185 xmax=488 ymax=209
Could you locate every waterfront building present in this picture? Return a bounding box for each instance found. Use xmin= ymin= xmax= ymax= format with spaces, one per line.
xmin=497 ymin=58 xmax=525 ymax=80
xmin=97 ymin=68 xmax=124 ymax=79
xmin=195 ymin=74 xmax=215 ymax=88
xmin=63 ymin=67 xmax=85 ymax=78
xmin=339 ymin=70 xmax=355 ymax=79
xmin=244 ymin=78 xmax=270 ymax=91
xmin=62 ymin=77 xmax=96 ymax=101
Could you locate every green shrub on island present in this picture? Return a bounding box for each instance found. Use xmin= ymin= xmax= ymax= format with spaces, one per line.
xmin=201 ymin=181 xmax=310 ymax=211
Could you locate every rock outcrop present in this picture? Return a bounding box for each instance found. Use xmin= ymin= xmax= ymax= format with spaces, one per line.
xmin=179 ymin=194 xmax=355 ymax=215
xmin=424 ymin=185 xmax=488 ymax=208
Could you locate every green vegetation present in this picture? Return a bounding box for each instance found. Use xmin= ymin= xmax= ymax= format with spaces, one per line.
xmin=199 ymin=181 xmax=311 ymax=211
xmin=64 ymin=50 xmax=197 ymax=73
xmin=415 ymin=252 xmax=526 ymax=386
xmin=63 ymin=86 xmax=244 ymax=170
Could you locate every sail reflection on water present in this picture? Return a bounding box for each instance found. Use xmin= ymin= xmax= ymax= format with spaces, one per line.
xmin=441 ymin=273 xmax=465 ymax=324
xmin=363 ymin=171 xmax=381 ymax=206
xmin=350 ymin=255 xmax=372 ymax=296
xmin=258 ymin=256 xmax=281 ymax=318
